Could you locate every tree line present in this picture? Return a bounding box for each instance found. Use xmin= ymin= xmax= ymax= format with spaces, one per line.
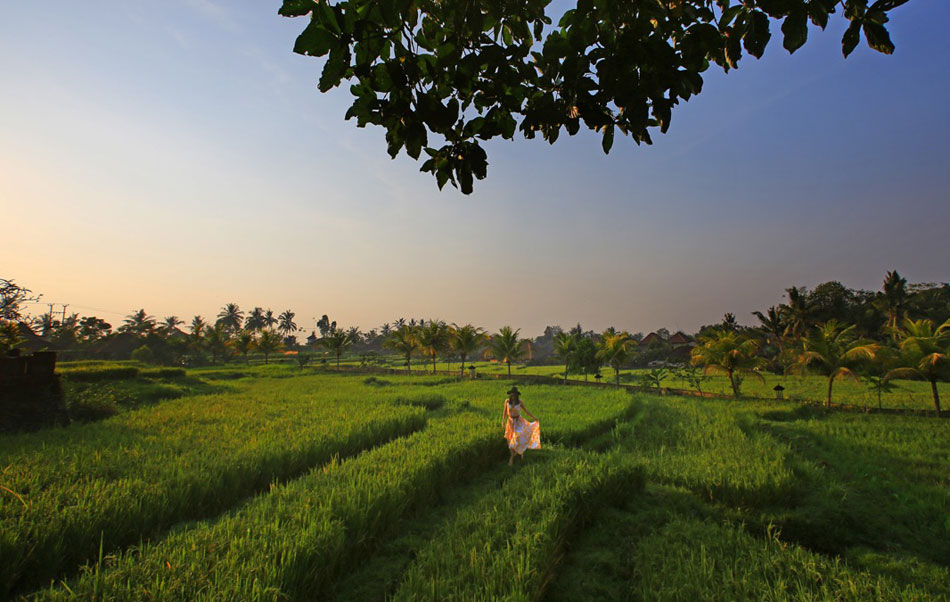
xmin=2 ymin=271 xmax=947 ymax=414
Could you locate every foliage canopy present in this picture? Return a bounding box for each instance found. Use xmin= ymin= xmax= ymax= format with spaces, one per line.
xmin=281 ymin=0 xmax=909 ymax=193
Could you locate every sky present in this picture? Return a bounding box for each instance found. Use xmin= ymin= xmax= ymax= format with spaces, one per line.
xmin=2 ymin=1 xmax=948 ymax=337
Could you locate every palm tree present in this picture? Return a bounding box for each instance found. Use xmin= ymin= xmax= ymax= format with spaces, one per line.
xmin=346 ymin=326 xmax=363 ymax=345
xmin=418 ymin=319 xmax=450 ymax=373
xmin=752 ymin=306 xmax=786 ymax=352
xmin=278 ymin=310 xmax=298 ymax=337
xmin=216 ymin=303 xmax=244 ymax=334
xmin=597 ymin=331 xmax=637 ymax=385
xmin=189 ymin=316 xmax=206 ymax=352
xmin=245 ymin=307 xmax=266 ymax=332
xmin=264 ymin=309 xmax=278 ymax=331
xmin=321 ymin=328 xmax=354 ymax=368
xmin=881 ymin=270 xmax=909 ymax=332
xmin=886 ymin=318 xmax=949 ymax=415
xmin=380 ymin=323 xmax=392 ymax=338
xmin=231 ymin=331 xmax=256 ymax=364
xmin=384 ymin=324 xmax=419 ymax=373
xmin=256 ymin=329 xmax=283 ymax=364
xmin=203 ymin=322 xmax=230 ymax=365
xmin=120 ymin=309 xmax=156 ymax=337
xmin=553 ymin=331 xmax=577 ymax=383
xmin=782 ymin=286 xmax=811 ymax=340
xmin=160 ymin=316 xmax=183 ymax=337
xmin=36 ymin=312 xmax=56 ymax=337
xmin=450 ymin=323 xmax=487 ymax=375
xmin=795 ymin=320 xmax=878 ymax=408
xmin=691 ymin=330 xmax=764 ymax=399
xmin=487 ymin=326 xmax=527 ymax=377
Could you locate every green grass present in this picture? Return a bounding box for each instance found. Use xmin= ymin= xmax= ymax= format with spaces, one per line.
xmin=0 ymin=376 xmax=427 ymax=597
xmin=2 ymin=367 xmax=946 ymax=601
xmin=390 ymin=449 xmax=643 ymax=602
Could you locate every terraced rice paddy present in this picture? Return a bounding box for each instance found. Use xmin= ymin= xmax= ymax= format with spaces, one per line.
xmin=1 ymin=367 xmax=947 ymax=600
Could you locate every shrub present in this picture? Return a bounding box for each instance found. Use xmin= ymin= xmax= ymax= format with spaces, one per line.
xmin=130 ymin=345 xmax=156 ymax=365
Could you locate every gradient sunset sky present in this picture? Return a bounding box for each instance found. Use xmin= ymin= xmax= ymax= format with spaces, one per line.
xmin=2 ymin=2 xmax=948 ymax=337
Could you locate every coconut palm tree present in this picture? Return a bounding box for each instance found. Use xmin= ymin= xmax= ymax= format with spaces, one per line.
xmin=450 ymin=323 xmax=487 ymax=375
xmin=189 ymin=315 xmax=206 ymax=351
xmin=216 ymin=303 xmax=244 ymax=334
xmin=597 ymin=331 xmax=637 ymax=385
xmin=886 ymin=318 xmax=949 ymax=415
xmin=384 ymin=324 xmax=419 ymax=373
xmin=160 ymin=316 xmax=183 ymax=337
xmin=418 ymin=319 xmax=450 ymax=373
xmin=795 ymin=320 xmax=878 ymax=408
xmin=782 ymin=286 xmax=811 ymax=341
xmin=245 ymin=307 xmax=266 ymax=332
xmin=264 ymin=309 xmax=278 ymax=331
xmin=881 ymin=270 xmax=909 ymax=332
xmin=553 ymin=331 xmax=577 ymax=383
xmin=487 ymin=326 xmax=527 ymax=377
xmin=752 ymin=306 xmax=786 ymax=352
xmin=35 ymin=312 xmax=56 ymax=337
xmin=231 ymin=331 xmax=256 ymax=364
xmin=203 ymin=322 xmax=230 ymax=365
xmin=256 ymin=329 xmax=283 ymax=365
xmin=278 ymin=310 xmax=298 ymax=337
xmin=120 ymin=309 xmax=156 ymax=337
xmin=321 ymin=328 xmax=355 ymax=368
xmin=691 ymin=330 xmax=764 ymax=399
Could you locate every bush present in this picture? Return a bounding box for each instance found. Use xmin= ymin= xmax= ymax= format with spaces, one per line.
xmin=64 ymin=383 xmax=119 ymax=421
xmin=130 ymin=345 xmax=156 ymax=365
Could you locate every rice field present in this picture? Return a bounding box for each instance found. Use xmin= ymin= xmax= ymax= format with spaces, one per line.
xmin=1 ymin=367 xmax=946 ymax=600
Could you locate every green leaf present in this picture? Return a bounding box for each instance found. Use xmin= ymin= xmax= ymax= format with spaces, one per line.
xmin=842 ymin=21 xmax=861 ymax=57
xmin=318 ymin=47 xmax=347 ymax=92
xmin=743 ymin=11 xmax=771 ymax=59
xmin=294 ymin=21 xmax=333 ymax=57
xmin=279 ymin=0 xmax=314 ymax=17
xmin=862 ymin=22 xmax=894 ymax=54
xmin=316 ymin=2 xmax=341 ymax=35
xmin=601 ymin=124 xmax=614 ymax=154
xmin=781 ymin=10 xmax=808 ymax=53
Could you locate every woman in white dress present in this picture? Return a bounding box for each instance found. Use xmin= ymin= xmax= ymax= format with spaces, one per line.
xmin=502 ymin=386 xmax=540 ymax=466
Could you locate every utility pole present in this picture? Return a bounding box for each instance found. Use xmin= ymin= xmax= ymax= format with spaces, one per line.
xmin=61 ymin=304 xmax=69 ymax=324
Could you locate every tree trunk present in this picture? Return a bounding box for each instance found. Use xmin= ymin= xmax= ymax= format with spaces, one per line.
xmin=507 ymin=361 xmax=511 ymax=377
xmin=878 ymin=388 xmax=882 ymax=410
xmin=432 ymin=353 xmax=437 ymax=374
xmin=826 ymin=376 xmax=834 ymax=408
xmin=406 ymin=355 xmax=411 ymax=374
xmin=931 ymin=378 xmax=942 ymax=416
xmin=264 ymin=353 xmax=269 ymax=365
xmin=615 ymin=367 xmax=620 ymax=386
xmin=337 ymin=353 xmax=341 ymax=369
xmin=729 ymin=370 xmax=738 ymax=399
xmin=564 ymin=364 xmax=568 ymax=384
xmin=460 ymin=355 xmax=466 ymax=377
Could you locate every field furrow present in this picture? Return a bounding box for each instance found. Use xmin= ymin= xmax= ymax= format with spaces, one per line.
xmin=0 ymin=376 xmax=427 ymax=597
xmin=29 ymin=413 xmax=504 ymax=601
xmin=389 ymin=449 xmax=644 ymax=601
